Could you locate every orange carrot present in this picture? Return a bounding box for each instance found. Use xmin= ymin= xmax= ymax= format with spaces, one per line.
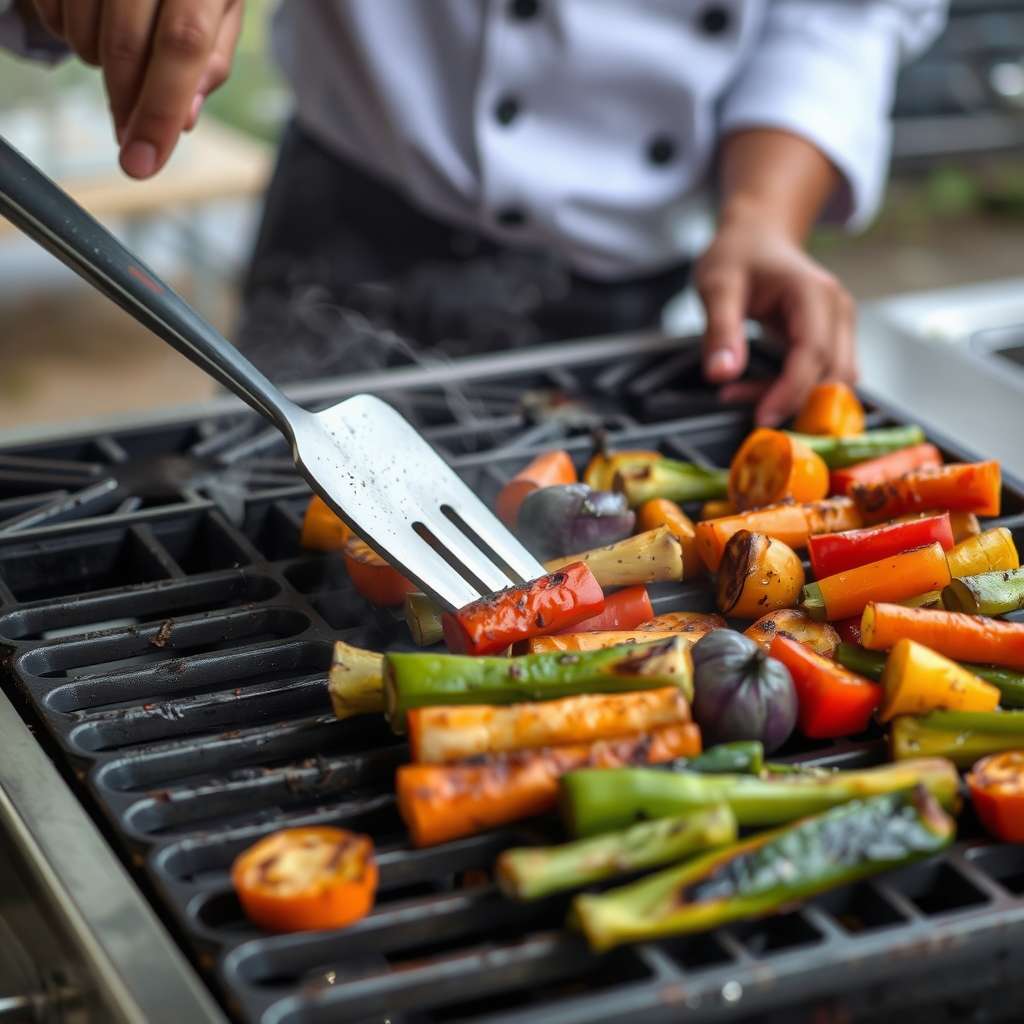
xmin=523 ymin=630 xmax=682 ymax=654
xmin=300 ymin=494 xmax=354 ymax=551
xmin=554 ymin=584 xmax=653 ymax=634
xmin=804 ymin=542 xmax=952 ymax=623
xmin=701 ymin=499 xmax=736 ymax=520
xmin=792 ymin=382 xmax=865 ymax=438
xmin=636 ymin=498 xmax=708 ymax=580
xmin=395 ymin=723 xmax=702 ymax=846
xmin=494 ymin=450 xmax=577 ymax=528
xmin=861 ymin=602 xmax=1024 ymax=671
xmin=830 ymin=443 xmax=942 ymax=497
xmin=694 ymin=497 xmax=863 ymax=572
xmin=728 ymin=428 xmax=830 ymax=512
xmin=407 ymin=687 xmax=692 ymax=763
xmin=852 ymin=461 xmax=1001 ymax=524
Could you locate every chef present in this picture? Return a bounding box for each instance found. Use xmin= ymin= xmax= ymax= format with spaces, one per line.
xmin=2 ymin=0 xmax=946 ymax=424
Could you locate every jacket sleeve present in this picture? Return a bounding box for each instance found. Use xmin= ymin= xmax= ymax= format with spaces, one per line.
xmin=0 ymin=0 xmax=68 ymax=61
xmin=718 ymin=0 xmax=948 ymax=229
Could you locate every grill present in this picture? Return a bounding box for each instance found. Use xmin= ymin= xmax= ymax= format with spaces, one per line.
xmin=3 ymin=329 xmax=1024 ymax=1024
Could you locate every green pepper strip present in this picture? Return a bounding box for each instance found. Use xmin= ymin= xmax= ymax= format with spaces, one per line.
xmin=786 ymin=425 xmax=926 ymax=469
xmin=613 ymin=459 xmax=729 ymax=509
xmin=497 ymin=803 xmax=737 ymax=901
xmin=675 ymin=741 xmax=765 ymax=775
xmin=572 ymin=786 xmax=955 ymax=952
xmin=837 ymin=642 xmax=1024 ymax=709
xmin=890 ymin=709 xmax=1024 ymax=767
xmin=383 ymin=636 xmax=693 ymax=731
xmin=560 ymin=757 xmax=960 ymax=838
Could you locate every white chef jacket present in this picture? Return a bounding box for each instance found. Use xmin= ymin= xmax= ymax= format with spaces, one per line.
xmin=0 ymin=0 xmax=947 ymax=280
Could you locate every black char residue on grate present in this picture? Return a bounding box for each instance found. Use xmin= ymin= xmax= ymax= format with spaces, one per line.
xmin=3 ymin=338 xmax=1024 ymax=1024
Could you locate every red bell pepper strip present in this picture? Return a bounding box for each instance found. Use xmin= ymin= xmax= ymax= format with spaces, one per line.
xmin=769 ymin=634 xmax=881 ymax=738
xmin=967 ymin=751 xmax=1024 ymax=843
xmin=852 ymin=461 xmax=1001 ymax=523
xmin=832 ymin=616 xmax=863 ymax=646
xmin=553 ymin=584 xmax=653 ymax=634
xmin=829 ymin=442 xmax=942 ymax=497
xmin=807 ymin=512 xmax=954 ymax=579
xmin=442 ymin=561 xmax=604 ymax=656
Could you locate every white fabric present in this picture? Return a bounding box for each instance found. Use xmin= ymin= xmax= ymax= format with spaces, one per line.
xmin=0 ymin=0 xmax=947 ymax=278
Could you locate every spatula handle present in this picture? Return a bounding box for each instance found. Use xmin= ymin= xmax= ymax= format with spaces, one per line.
xmin=0 ymin=135 xmax=299 ymax=437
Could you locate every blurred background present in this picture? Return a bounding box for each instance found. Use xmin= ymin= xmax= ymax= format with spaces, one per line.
xmin=1 ymin=0 xmax=1023 ymax=431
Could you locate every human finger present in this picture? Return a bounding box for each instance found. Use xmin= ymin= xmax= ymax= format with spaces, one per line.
xmin=61 ymin=0 xmax=102 ymax=65
xmin=99 ymin=0 xmax=161 ymax=143
xmin=119 ymin=0 xmax=228 ymax=178
xmin=184 ymin=0 xmax=243 ymax=130
xmin=31 ymin=1 xmax=65 ymax=40
xmin=696 ymin=266 xmax=750 ymax=384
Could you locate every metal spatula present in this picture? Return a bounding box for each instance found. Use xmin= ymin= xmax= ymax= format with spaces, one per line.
xmin=0 ymin=135 xmax=546 ymax=611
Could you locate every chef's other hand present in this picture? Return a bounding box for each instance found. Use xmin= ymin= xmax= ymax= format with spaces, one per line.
xmin=694 ymin=129 xmax=858 ymax=428
xmin=24 ymin=0 xmax=243 ymax=179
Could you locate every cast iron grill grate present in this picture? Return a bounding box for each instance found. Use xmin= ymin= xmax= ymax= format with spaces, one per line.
xmin=2 ymin=334 xmax=1024 ymax=1024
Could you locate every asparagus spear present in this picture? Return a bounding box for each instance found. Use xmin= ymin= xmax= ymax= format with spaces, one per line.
xmin=572 ymin=785 xmax=955 ymax=952
xmin=785 ymin=425 xmax=926 ymax=469
xmin=384 ymin=636 xmax=693 ymax=731
xmin=328 ymin=641 xmax=386 ymax=719
xmin=497 ymin=804 xmax=737 ymax=901
xmin=943 ymin=568 xmax=1024 ymax=616
xmin=890 ymin=709 xmax=1024 ymax=767
xmin=560 ymin=757 xmax=960 ymax=837
xmin=612 ymin=460 xmax=730 ymax=509
xmin=836 ymin=641 xmax=1024 ymax=709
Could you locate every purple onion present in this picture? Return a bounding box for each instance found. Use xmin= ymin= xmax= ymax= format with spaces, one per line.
xmin=690 ymin=629 xmax=797 ymax=754
xmin=516 ymin=483 xmax=636 ymax=560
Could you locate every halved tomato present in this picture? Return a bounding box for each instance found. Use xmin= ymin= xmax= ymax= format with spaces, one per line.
xmin=343 ymin=535 xmax=417 ymax=606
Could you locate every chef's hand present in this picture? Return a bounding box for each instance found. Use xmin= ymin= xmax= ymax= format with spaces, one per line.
xmin=695 ymin=129 xmax=858 ymax=428
xmin=21 ymin=0 xmax=243 ymax=179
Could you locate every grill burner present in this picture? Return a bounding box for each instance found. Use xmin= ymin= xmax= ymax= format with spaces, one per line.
xmin=3 ymin=332 xmax=1024 ymax=1024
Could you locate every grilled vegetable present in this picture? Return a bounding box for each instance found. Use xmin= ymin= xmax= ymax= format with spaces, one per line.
xmin=383 ymin=636 xmax=695 ymax=731
xmin=890 ymin=710 xmax=1024 ymax=767
xmin=789 ymin=424 xmax=928 ymax=470
xmin=769 ymin=635 xmax=880 ymax=738
xmin=967 ymin=752 xmax=1024 ymax=843
xmin=744 ymin=609 xmax=840 ymax=658
xmin=852 ymin=460 xmax=1001 ymax=523
xmin=801 ymin=542 xmax=951 ymax=623
xmin=343 ymin=536 xmax=417 ymax=607
xmin=716 ymin=530 xmax=805 ymax=618
xmin=584 ymin=450 xmax=661 ymax=492
xmin=694 ymin=497 xmax=862 ymax=573
xmin=560 ymin=757 xmax=959 ymax=837
xmin=300 ymin=494 xmax=354 ymax=551
xmin=947 ymin=510 xmax=983 ymax=543
xmin=522 ymin=630 xmax=682 ymax=654
xmin=688 ymin=630 xmax=797 ymax=754
xmin=791 ymin=381 xmax=865 ymax=438
xmin=861 ymin=602 xmax=1024 ymax=671
xmin=556 ymin=584 xmax=653 ymax=633
xmin=544 ymin=526 xmax=683 ymax=587
xmin=571 ymin=787 xmax=955 ymax=952
xmin=396 ymin=724 xmax=702 ymax=847
xmin=945 ymin=527 xmax=1019 ymax=579
xmin=943 ymin=568 xmax=1024 ymax=616
xmin=678 ymin=740 xmax=766 ymax=774
xmin=829 ymin=442 xmax=942 ymax=496
xmin=875 ymin=638 xmax=1001 ymax=723
xmin=517 ymin=484 xmax=635 ymax=560
xmin=231 ymin=827 xmax=377 ymax=932
xmin=638 ymin=611 xmax=728 ymax=634
xmin=495 ymin=449 xmax=577 ymax=529
xmin=728 ymin=428 xmax=829 ymax=512
xmin=836 ymin=641 xmax=1024 ymax=709
xmin=407 ymin=687 xmax=692 ymax=763
xmin=636 ymin=498 xmax=708 ymax=580
xmin=497 ymin=804 xmax=737 ymax=901
xmin=442 ymin=561 xmax=604 ymax=657
xmin=328 ymin=641 xmax=386 ymax=720
xmin=807 ymin=513 xmax=954 ymax=579
xmin=612 ymin=458 xmax=730 ymax=509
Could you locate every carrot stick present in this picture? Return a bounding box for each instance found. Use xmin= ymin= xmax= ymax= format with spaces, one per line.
xmin=830 ymin=443 xmax=942 ymax=497
xmin=407 ymin=687 xmax=692 ymax=763
xmin=636 ymin=498 xmax=708 ymax=581
xmin=792 ymin=382 xmax=865 ymax=438
xmin=694 ymin=498 xmax=863 ymax=572
xmin=395 ymin=723 xmax=702 ymax=846
xmin=524 ymin=630 xmax=683 ymax=654
xmin=728 ymin=428 xmax=830 ymax=512
xmin=495 ymin=450 xmax=577 ymax=528
xmin=852 ymin=461 xmax=1001 ymax=523
xmin=861 ymin=602 xmax=1024 ymax=671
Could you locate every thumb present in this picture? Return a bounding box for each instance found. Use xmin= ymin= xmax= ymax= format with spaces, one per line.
xmin=697 ymin=270 xmax=749 ymax=384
